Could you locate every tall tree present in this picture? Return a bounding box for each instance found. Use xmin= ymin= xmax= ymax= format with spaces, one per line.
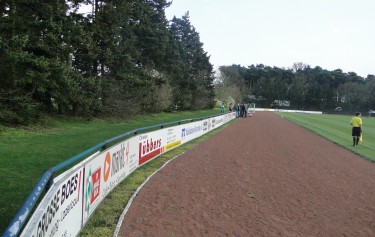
xmin=168 ymin=13 xmax=214 ymax=109
xmin=0 ymin=0 xmax=77 ymax=122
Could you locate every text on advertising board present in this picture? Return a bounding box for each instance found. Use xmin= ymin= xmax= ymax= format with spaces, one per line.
xmin=33 ymin=170 xmax=82 ymax=237
xmin=139 ymin=135 xmax=163 ymax=165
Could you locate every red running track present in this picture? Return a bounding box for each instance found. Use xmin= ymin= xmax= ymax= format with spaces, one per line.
xmin=118 ymin=112 xmax=375 ymax=237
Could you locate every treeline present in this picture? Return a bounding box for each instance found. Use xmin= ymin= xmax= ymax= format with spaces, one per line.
xmin=216 ymin=63 xmax=375 ymax=113
xmin=0 ymin=1 xmax=214 ymax=125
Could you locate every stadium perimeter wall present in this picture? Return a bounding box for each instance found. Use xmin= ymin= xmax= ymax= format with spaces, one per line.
xmin=7 ymin=112 xmax=235 ymax=237
xmin=255 ymin=108 xmax=322 ymax=114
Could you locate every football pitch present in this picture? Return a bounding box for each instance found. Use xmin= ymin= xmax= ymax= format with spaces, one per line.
xmin=278 ymin=112 xmax=375 ymax=162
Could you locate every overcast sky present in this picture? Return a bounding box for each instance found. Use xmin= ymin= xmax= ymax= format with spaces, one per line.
xmin=165 ymin=0 xmax=375 ymax=78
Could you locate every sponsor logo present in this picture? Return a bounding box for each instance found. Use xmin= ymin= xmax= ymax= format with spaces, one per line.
xmin=103 ymin=142 xmax=130 ymax=183
xmin=85 ymin=167 xmax=100 ymax=215
xmin=103 ymin=152 xmax=111 ymax=182
xmin=90 ymin=169 xmax=101 ymax=204
xmin=34 ymin=170 xmax=82 ymax=237
xmin=181 ymin=125 xmax=203 ymax=139
xmin=111 ymin=142 xmax=128 ymax=178
xmin=139 ymin=137 xmax=163 ymax=165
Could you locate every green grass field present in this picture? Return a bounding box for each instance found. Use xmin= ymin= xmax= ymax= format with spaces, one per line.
xmin=278 ymin=112 xmax=375 ymax=162
xmin=0 ymin=109 xmax=223 ymax=234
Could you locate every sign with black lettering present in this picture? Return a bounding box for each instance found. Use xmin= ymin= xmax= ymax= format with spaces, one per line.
xmin=21 ymin=168 xmax=84 ymax=237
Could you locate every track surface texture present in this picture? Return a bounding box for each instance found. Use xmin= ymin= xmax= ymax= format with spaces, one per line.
xmin=119 ymin=112 xmax=375 ymax=237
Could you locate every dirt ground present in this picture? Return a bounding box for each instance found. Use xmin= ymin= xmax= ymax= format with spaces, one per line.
xmin=118 ymin=112 xmax=375 ymax=237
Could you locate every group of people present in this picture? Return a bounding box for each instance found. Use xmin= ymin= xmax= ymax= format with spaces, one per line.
xmin=228 ymin=103 xmax=249 ymax=118
xmin=221 ymin=103 xmax=252 ymax=119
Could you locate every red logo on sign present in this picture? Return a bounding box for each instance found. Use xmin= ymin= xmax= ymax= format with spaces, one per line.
xmin=139 ymin=138 xmax=163 ymax=165
xmin=91 ymin=169 xmax=101 ymax=204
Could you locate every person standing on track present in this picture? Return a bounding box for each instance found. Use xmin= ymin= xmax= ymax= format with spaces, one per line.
xmin=350 ymin=112 xmax=362 ymax=146
xmin=236 ymin=103 xmax=241 ymax=118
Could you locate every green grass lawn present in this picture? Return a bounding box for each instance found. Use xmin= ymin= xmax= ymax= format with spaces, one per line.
xmin=278 ymin=112 xmax=375 ymax=162
xmin=0 ymin=109 xmax=223 ymax=234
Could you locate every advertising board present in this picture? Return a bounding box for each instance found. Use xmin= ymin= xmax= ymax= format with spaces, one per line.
xmin=180 ymin=119 xmax=209 ymax=145
xmin=82 ymin=136 xmax=139 ymax=225
xmin=164 ymin=126 xmax=182 ymax=152
xmin=138 ymin=129 xmax=166 ymax=166
xmin=20 ymin=168 xmax=84 ymax=237
xmin=17 ymin=113 xmax=236 ymax=237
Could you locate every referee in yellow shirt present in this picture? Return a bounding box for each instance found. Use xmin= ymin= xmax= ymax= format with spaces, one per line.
xmin=350 ymin=112 xmax=362 ymax=146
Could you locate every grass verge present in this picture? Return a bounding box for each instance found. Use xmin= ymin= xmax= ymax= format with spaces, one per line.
xmin=0 ymin=109 xmax=223 ymax=234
